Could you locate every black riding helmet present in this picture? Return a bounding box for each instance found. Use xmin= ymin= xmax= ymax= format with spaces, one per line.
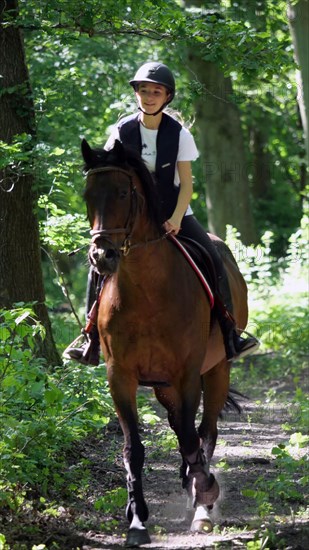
xmin=129 ymin=62 xmax=175 ymax=115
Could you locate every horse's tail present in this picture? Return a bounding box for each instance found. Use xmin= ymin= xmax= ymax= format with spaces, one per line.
xmin=221 ymin=388 xmax=247 ymax=416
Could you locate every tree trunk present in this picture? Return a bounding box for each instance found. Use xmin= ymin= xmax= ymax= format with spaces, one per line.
xmin=249 ymin=107 xmax=272 ymax=200
xmin=288 ymin=0 xmax=309 ymax=166
xmin=0 ymin=0 xmax=60 ymax=365
xmin=188 ymin=55 xmax=257 ymax=244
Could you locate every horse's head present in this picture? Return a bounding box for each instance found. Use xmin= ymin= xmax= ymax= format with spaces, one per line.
xmin=82 ymin=139 xmax=162 ymax=275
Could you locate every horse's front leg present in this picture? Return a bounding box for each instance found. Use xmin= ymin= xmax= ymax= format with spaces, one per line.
xmin=184 ymin=447 xmax=220 ymax=533
xmin=187 ymin=358 xmax=230 ymax=532
xmin=108 ymin=370 xmax=151 ymax=548
xmin=199 ymin=359 xmax=230 ymax=463
xmin=155 ymin=380 xmax=215 ymax=533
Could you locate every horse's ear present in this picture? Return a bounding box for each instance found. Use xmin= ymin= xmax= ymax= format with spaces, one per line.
xmin=113 ymin=139 xmax=126 ymax=163
xmin=81 ymin=139 xmax=93 ymax=165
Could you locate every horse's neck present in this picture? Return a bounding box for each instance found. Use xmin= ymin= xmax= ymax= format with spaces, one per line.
xmin=131 ymin=214 xmax=160 ymax=245
xmin=119 ymin=239 xmax=171 ymax=288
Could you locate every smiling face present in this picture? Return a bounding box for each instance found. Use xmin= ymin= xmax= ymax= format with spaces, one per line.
xmin=135 ymin=82 xmax=170 ymax=115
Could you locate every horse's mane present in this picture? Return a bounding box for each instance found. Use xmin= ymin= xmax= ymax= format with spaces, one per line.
xmin=83 ymin=142 xmax=164 ymax=233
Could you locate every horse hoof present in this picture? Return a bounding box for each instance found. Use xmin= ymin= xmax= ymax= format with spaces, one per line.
xmin=190 ymin=518 xmax=213 ymax=533
xmin=190 ymin=504 xmax=213 ymax=533
xmin=125 ymin=527 xmax=151 ymax=547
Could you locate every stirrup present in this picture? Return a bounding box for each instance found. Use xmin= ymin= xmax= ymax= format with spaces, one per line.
xmin=63 ymin=330 xmax=100 ymax=366
xmin=232 ymin=329 xmax=260 ymax=361
xmin=62 ymin=332 xmax=89 ymax=360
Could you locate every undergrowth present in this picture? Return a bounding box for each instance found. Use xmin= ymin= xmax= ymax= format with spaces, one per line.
xmin=0 ymin=306 xmax=113 ymax=515
xmin=227 ymin=217 xmax=309 ymax=548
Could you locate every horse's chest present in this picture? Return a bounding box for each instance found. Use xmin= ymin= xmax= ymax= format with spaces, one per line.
xmin=98 ymin=276 xmax=208 ymax=382
xmin=100 ymin=308 xmax=181 ymax=378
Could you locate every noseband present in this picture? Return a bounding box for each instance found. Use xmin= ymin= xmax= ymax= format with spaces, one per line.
xmin=87 ymin=166 xmax=144 ymax=256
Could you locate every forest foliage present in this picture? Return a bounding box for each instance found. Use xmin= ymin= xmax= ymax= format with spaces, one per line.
xmin=3 ymin=0 xmax=306 ymax=261
xmin=0 ymin=0 xmax=308 ymax=546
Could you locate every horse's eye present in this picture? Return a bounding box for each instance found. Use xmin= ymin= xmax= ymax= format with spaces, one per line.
xmin=119 ymin=189 xmax=129 ymax=200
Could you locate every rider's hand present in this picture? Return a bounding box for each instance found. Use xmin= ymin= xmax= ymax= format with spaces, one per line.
xmin=163 ymin=218 xmax=181 ymax=235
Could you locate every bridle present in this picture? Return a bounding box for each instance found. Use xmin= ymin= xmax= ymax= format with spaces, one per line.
xmin=87 ymin=166 xmax=139 ymax=256
xmin=86 ymin=165 xmax=165 ymax=256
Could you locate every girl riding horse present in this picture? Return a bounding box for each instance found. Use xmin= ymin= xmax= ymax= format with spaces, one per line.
xmin=64 ymin=61 xmax=259 ymax=365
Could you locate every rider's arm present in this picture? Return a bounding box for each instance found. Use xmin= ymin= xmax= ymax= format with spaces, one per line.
xmin=163 ymin=161 xmax=193 ymax=234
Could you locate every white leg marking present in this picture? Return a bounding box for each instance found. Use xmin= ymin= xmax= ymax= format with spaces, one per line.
xmin=129 ymin=513 xmax=146 ymax=530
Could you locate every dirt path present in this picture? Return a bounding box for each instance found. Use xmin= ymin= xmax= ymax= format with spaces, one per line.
xmin=77 ymin=387 xmax=308 ymax=550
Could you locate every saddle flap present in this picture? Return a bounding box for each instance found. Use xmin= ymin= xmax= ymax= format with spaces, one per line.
xmin=167 ymin=234 xmax=216 ymax=308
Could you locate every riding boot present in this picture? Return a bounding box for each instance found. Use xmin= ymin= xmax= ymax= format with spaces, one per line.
xmin=63 ymin=303 xmax=100 ymax=365
xmin=62 ymin=268 xmax=102 ymax=366
xmin=216 ymin=271 xmax=259 ymax=361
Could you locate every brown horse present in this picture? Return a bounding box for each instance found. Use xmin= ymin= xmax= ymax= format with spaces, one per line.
xmin=82 ymin=139 xmax=248 ymax=547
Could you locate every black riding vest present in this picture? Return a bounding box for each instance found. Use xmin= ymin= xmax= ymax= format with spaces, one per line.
xmin=118 ymin=112 xmax=182 ymax=219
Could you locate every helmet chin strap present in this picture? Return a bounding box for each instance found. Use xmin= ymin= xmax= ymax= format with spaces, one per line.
xmin=136 ymin=92 xmax=172 ymax=117
xmin=137 ymin=104 xmax=167 ymax=117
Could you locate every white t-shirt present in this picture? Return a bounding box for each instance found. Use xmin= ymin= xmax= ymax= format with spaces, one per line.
xmin=104 ymin=117 xmax=199 ymax=215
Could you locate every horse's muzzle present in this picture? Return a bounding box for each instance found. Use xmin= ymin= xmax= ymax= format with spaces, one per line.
xmin=89 ymin=243 xmax=120 ymax=274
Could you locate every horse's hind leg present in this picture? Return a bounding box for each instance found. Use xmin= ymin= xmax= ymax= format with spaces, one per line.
xmin=108 ymin=372 xmax=151 ymax=547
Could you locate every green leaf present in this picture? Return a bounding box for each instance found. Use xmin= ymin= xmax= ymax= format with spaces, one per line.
xmin=52 ymin=147 xmax=65 ymax=156
xmin=289 ymin=432 xmax=309 ymax=448
xmin=44 ymin=386 xmax=64 ymax=404
xmin=0 ymin=327 xmax=11 ymax=342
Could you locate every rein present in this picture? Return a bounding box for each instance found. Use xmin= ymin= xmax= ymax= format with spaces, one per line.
xmin=87 ymin=165 xmax=165 ymax=256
